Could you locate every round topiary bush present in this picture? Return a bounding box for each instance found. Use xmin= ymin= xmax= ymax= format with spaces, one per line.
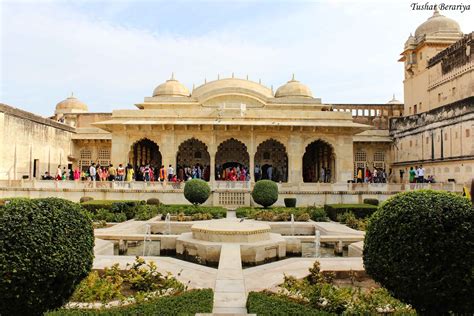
xmin=0 ymin=197 xmax=94 ymax=315
xmin=146 ymin=197 xmax=161 ymax=206
xmin=362 ymin=198 xmax=379 ymax=206
xmin=184 ymin=179 xmax=211 ymax=205
xmin=252 ymin=180 xmax=278 ymax=208
xmin=363 ymin=190 xmax=474 ymax=314
xmin=284 ymin=198 xmax=297 ymax=208
xmin=79 ymin=196 xmax=94 ymax=203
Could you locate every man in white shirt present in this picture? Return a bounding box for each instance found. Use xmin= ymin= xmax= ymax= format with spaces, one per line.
xmin=89 ymin=163 xmax=97 ymax=181
xmin=167 ymin=164 xmax=174 ymax=181
xmin=417 ymin=165 xmax=425 ymax=183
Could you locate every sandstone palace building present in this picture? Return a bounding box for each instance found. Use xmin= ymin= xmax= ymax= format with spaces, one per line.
xmin=1 ymin=10 xmax=473 ymax=186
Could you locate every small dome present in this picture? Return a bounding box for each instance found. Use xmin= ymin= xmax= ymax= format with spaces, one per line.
xmin=55 ymin=94 xmax=88 ymax=114
xmin=275 ymin=75 xmax=313 ymax=98
xmin=405 ymin=33 xmax=415 ymax=48
xmin=414 ymin=9 xmax=462 ymax=39
xmin=153 ymin=74 xmax=190 ymax=97
xmin=387 ymin=94 xmax=402 ymax=104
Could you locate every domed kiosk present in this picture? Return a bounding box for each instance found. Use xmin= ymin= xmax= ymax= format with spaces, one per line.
xmin=55 ymin=94 xmax=88 ymax=115
xmin=275 ymin=75 xmax=313 ymax=98
xmin=414 ymin=9 xmax=462 ymax=40
xmin=152 ymin=74 xmax=190 ymax=97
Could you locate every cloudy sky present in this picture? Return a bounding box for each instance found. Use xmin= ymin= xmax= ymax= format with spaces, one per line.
xmin=1 ymin=0 xmax=473 ymax=116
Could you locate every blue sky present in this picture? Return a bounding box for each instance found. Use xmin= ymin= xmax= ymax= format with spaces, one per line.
xmin=1 ymin=0 xmax=473 ymax=116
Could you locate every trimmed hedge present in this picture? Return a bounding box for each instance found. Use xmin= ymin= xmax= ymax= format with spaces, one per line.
xmin=252 ymin=180 xmax=278 ymax=208
xmin=146 ymin=198 xmax=161 ymax=205
xmin=236 ymin=206 xmax=326 ymax=222
xmin=184 ymin=179 xmax=211 ymax=205
xmin=46 ymin=289 xmax=214 ymax=315
xmin=362 ymin=198 xmax=379 ymax=206
xmin=80 ymin=200 xmax=145 ymax=213
xmin=0 ymin=198 xmax=94 ymax=315
xmin=79 ymin=196 xmax=94 ymax=203
xmin=246 ymin=291 xmax=331 ymax=315
xmin=160 ymin=204 xmax=226 ymax=219
xmin=284 ymin=198 xmax=297 ymax=207
xmin=363 ymin=190 xmax=474 ymax=314
xmin=324 ymin=204 xmax=377 ymax=221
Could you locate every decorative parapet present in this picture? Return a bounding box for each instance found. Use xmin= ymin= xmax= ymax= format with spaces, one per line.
xmin=428 ymin=60 xmax=474 ymax=90
xmin=389 ymin=96 xmax=474 ymax=135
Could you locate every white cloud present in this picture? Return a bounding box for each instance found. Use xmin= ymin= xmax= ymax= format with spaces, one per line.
xmin=1 ymin=0 xmax=473 ymax=115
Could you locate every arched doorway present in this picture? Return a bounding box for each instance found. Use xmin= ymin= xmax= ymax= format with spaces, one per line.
xmin=254 ymin=139 xmax=288 ymax=182
xmin=176 ymin=138 xmax=211 ymax=181
xmin=215 ymin=138 xmax=250 ymax=180
xmin=303 ymin=140 xmax=335 ymax=183
xmin=129 ymin=139 xmax=162 ymax=181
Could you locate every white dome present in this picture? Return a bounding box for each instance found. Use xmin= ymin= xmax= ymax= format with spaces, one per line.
xmin=275 ymin=75 xmax=312 ymax=98
xmin=153 ymin=74 xmax=190 ymax=97
xmin=55 ymin=94 xmax=88 ymax=114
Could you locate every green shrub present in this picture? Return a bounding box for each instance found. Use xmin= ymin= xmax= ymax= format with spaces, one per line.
xmin=251 ymin=180 xmax=278 ymax=208
xmin=247 ymin=291 xmax=329 ymax=315
xmin=362 ymin=198 xmax=379 ymax=206
xmin=146 ymin=198 xmax=161 ymax=206
xmin=80 ymin=196 xmax=94 ymax=203
xmin=363 ymin=190 xmax=474 ymax=314
xmin=296 ymin=212 xmax=310 ymax=221
xmin=284 ymin=198 xmax=297 ymax=207
xmin=111 ymin=201 xmax=145 ymax=220
xmin=308 ymin=207 xmax=328 ymax=222
xmin=324 ymin=204 xmax=377 ymax=221
xmin=135 ymin=205 xmax=159 ymax=221
xmin=184 ymin=179 xmax=211 ymax=205
xmin=46 ymin=289 xmax=214 ymax=315
xmin=71 ymin=266 xmax=124 ymax=303
xmin=160 ymin=204 xmax=226 ymax=219
xmin=0 ymin=198 xmax=94 ymax=315
xmin=80 ymin=200 xmax=144 ymax=214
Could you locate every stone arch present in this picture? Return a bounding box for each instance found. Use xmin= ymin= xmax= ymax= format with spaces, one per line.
xmin=303 ymin=139 xmax=335 ymax=183
xmin=129 ymin=138 xmax=162 ymax=180
xmin=215 ymin=138 xmax=250 ymax=180
xmin=176 ymin=138 xmax=211 ymax=181
xmin=254 ymin=138 xmax=288 ymax=182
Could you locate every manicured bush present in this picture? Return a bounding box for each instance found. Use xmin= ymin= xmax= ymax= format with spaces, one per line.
xmin=251 ymin=180 xmax=278 ymax=208
xmin=160 ymin=204 xmax=226 ymax=219
xmin=146 ymin=198 xmax=161 ymax=206
xmin=363 ymin=198 xmax=379 ymax=206
xmin=46 ymin=289 xmax=214 ymax=315
xmin=363 ymin=190 xmax=474 ymax=314
xmin=79 ymin=196 xmax=94 ymax=203
xmin=284 ymin=198 xmax=297 ymax=207
xmin=247 ymin=291 xmax=329 ymax=315
xmin=308 ymin=206 xmax=328 ymax=222
xmin=184 ymin=179 xmax=211 ymax=205
xmin=236 ymin=206 xmax=322 ymax=222
xmin=80 ymin=200 xmax=144 ymax=213
xmin=135 ymin=205 xmax=160 ymax=221
xmin=324 ymin=204 xmax=377 ymax=221
xmin=0 ymin=198 xmax=94 ymax=315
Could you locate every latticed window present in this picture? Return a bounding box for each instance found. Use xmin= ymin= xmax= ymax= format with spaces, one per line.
xmin=354 ymin=151 xmax=367 ymax=162
xmin=98 ymin=148 xmax=111 ymax=167
xmin=373 ymin=152 xmax=385 ymax=162
xmin=373 ymin=152 xmax=385 ymax=170
xmin=79 ymin=149 xmax=92 ymax=171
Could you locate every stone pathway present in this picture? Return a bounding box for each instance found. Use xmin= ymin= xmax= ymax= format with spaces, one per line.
xmin=212 ymin=243 xmax=247 ymax=314
xmin=226 ymin=209 xmax=237 ymax=219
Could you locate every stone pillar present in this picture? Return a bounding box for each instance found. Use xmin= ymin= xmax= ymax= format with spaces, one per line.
xmin=111 ymin=133 xmax=129 ymax=166
xmin=209 ymin=148 xmax=216 ymax=185
xmin=288 ymin=134 xmax=304 ymax=184
xmin=335 ymin=135 xmax=354 ymax=183
xmin=161 ymin=133 xmax=175 ymax=169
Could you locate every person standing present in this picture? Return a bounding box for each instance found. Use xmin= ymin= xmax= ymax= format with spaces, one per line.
xmin=108 ymin=164 xmax=117 ymax=181
xmin=159 ymin=165 xmax=166 ymax=182
xmin=408 ymin=166 xmax=415 ymax=183
xmin=417 ymin=165 xmax=425 ymax=183
xmin=399 ymin=169 xmax=405 ymax=183
xmin=73 ymin=166 xmax=80 ymax=181
xmin=117 ymin=164 xmax=125 ymax=181
xmin=254 ymin=165 xmax=261 ymax=181
xmin=357 ymin=168 xmax=363 ymax=183
xmin=125 ymin=163 xmax=134 ymax=181
xmin=167 ymin=164 xmax=174 ymax=181
xmin=267 ymin=165 xmax=273 ymax=181
xmin=89 ymin=163 xmax=97 ymax=181
xmin=413 ymin=165 xmax=419 ymax=184
xmin=320 ymin=167 xmax=325 ymax=183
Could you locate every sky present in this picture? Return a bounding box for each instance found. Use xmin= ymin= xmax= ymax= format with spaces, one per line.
xmin=0 ymin=0 xmax=473 ymax=116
